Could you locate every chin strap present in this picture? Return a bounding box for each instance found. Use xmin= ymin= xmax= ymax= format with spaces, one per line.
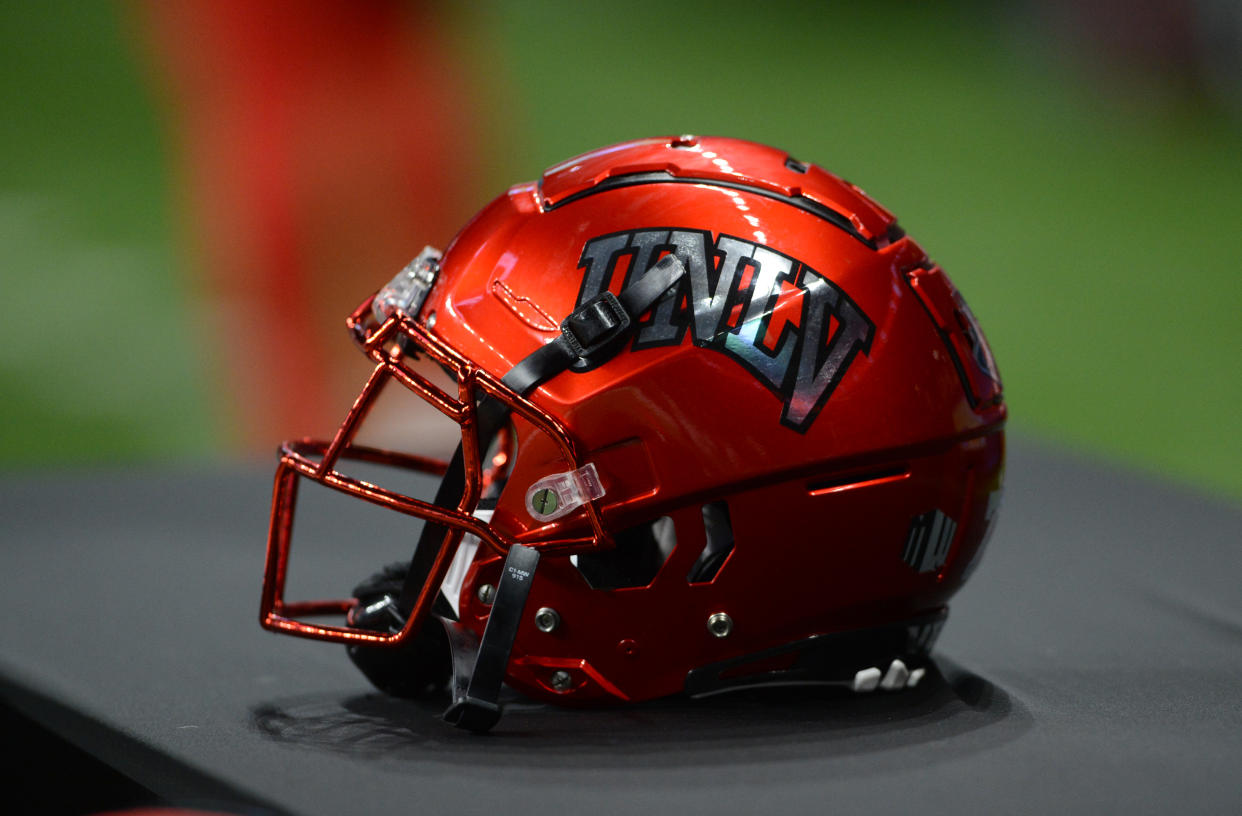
xmin=442 ymin=543 xmax=541 ymax=732
xmin=501 ymin=252 xmax=691 ymax=392
xmin=391 ymin=254 xmax=687 ymax=732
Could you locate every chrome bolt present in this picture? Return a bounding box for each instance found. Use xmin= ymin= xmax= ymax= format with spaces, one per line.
xmin=425 ymin=310 xmax=437 ymax=329
xmin=706 ymin=612 xmax=733 ymax=638
xmin=476 ymin=583 xmax=495 ymax=605
xmin=549 ymin=670 xmax=573 ymax=691
xmin=534 ymin=607 xmax=561 ymax=633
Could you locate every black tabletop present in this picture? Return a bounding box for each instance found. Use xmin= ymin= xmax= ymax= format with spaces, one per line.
xmin=2 ymin=438 xmax=1240 ymax=815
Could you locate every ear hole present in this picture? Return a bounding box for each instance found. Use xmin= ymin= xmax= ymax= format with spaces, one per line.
xmin=686 ymin=501 xmax=735 ymax=584
xmin=573 ymin=516 xmax=676 ymax=590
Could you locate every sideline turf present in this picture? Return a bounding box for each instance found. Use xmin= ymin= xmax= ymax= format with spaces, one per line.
xmin=0 ymin=2 xmax=216 ymax=463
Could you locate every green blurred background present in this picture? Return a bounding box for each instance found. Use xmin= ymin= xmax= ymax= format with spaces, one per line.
xmin=2 ymin=0 xmax=1240 ymax=502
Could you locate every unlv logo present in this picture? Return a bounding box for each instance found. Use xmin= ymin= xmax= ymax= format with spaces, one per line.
xmin=576 ymin=229 xmax=875 ymax=433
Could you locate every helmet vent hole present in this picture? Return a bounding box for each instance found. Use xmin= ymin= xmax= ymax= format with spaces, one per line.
xmin=686 ymin=501 xmax=735 ymax=584
xmin=784 ymin=157 xmax=809 ymax=174
xmin=573 ymin=516 xmax=676 ymax=590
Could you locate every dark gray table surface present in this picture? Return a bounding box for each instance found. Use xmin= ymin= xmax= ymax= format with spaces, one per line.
xmin=2 ymin=438 xmax=1240 ymax=815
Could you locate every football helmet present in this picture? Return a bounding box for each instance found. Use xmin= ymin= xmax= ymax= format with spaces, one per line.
xmin=260 ymin=135 xmax=1005 ymax=731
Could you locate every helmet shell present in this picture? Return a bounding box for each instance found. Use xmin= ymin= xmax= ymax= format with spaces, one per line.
xmin=418 ymin=136 xmax=1004 ymax=703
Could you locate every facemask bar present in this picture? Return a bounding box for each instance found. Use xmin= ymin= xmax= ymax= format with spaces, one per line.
xmin=259 ymin=298 xmax=609 ymax=647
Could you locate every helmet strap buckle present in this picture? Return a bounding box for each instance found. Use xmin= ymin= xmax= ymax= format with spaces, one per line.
xmin=560 ymin=290 xmax=631 ymax=362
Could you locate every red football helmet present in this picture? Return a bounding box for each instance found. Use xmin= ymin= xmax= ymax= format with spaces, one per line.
xmin=260 ymin=135 xmax=1005 ymax=731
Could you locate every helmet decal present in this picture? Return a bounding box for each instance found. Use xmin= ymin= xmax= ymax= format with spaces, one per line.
xmin=901 ymin=509 xmax=959 ymax=575
xmin=575 ymin=228 xmax=875 ymax=432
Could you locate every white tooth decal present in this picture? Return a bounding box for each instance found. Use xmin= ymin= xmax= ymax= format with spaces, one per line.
xmin=880 ymin=659 xmax=909 ymax=691
xmin=853 ymin=667 xmax=882 ymax=692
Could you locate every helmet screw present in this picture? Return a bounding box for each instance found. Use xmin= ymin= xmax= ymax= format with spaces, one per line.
xmin=706 ymin=612 xmax=733 ymax=638
xmin=530 ymin=487 xmax=559 ymax=516
xmin=534 ymin=607 xmax=561 ymax=633
xmin=549 ymin=670 xmax=573 ymax=691
xmin=476 ymin=584 xmax=495 ymax=605
xmin=425 ymin=310 xmax=437 ymax=329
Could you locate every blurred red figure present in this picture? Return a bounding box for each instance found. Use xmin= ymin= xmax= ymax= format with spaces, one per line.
xmin=136 ymin=0 xmax=479 ymax=450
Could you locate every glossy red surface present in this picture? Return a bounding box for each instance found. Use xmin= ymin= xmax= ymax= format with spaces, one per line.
xmin=261 ymin=135 xmax=1006 ymax=706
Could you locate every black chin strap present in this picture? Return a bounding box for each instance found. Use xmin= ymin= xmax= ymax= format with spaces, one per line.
xmin=441 ymin=543 xmax=541 ymax=732
xmin=501 ymin=252 xmax=691 ymax=392
xmin=392 ymin=254 xmax=687 ymax=732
